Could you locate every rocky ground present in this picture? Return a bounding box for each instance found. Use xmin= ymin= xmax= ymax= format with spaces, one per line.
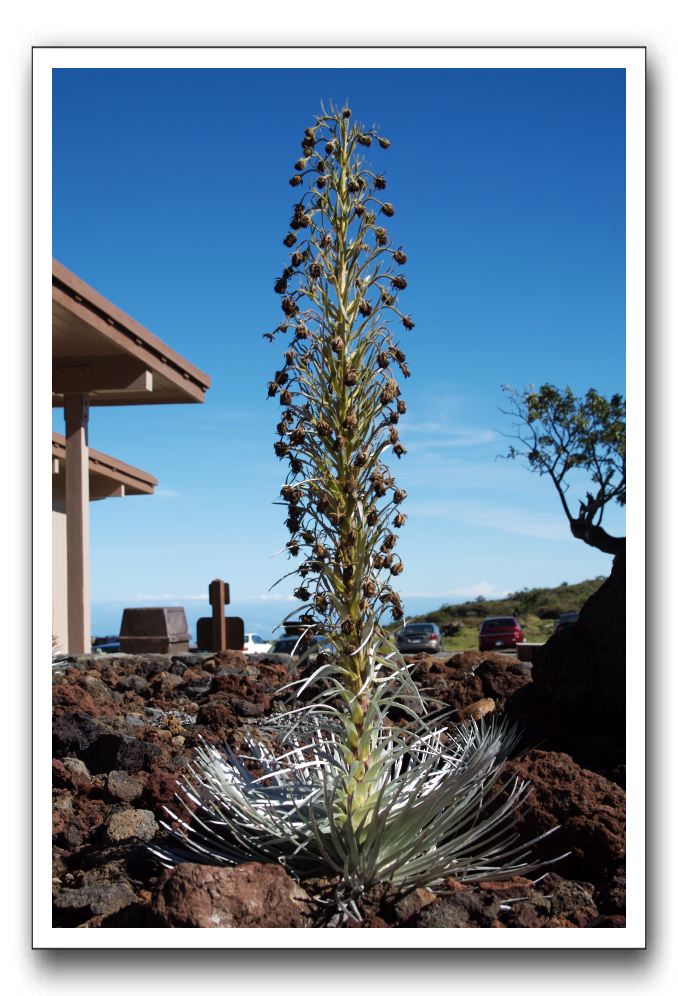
xmin=51 ymin=633 xmax=626 ymax=929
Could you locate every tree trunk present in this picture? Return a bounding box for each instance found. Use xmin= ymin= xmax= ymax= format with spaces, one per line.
xmin=570 ymin=519 xmax=626 ymax=556
xmin=509 ymin=547 xmax=626 ymax=777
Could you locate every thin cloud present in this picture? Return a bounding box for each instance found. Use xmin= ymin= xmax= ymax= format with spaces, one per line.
xmin=404 ymin=423 xmax=497 ymax=448
xmin=403 ymin=581 xmax=507 ymax=599
xmin=130 ymin=593 xmax=208 ymax=601
xmin=406 ymin=500 xmax=568 ymax=541
xmin=250 ymin=592 xmax=297 ymax=603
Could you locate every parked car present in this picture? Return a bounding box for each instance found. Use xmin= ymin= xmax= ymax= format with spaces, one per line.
xmin=242 ymin=633 xmax=272 ymax=654
xmin=269 ymin=634 xmax=331 ymax=656
xmin=554 ymin=611 xmax=579 ymax=633
xmin=478 ymin=616 xmax=525 ymax=651
xmin=91 ymin=636 xmax=121 ymax=654
xmin=396 ymin=622 xmax=442 ymax=654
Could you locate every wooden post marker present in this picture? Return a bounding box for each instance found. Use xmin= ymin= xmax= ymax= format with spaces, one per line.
xmin=196 ymin=580 xmax=243 ymax=651
xmin=209 ymin=579 xmax=230 ymax=653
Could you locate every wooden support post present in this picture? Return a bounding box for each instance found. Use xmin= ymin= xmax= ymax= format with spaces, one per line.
xmin=209 ymin=579 xmax=230 ymax=653
xmin=64 ymin=394 xmax=90 ymax=654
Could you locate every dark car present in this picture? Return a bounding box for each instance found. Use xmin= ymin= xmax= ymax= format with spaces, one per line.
xmin=91 ymin=636 xmax=121 ymax=654
xmin=478 ymin=616 xmax=525 ymax=651
xmin=270 ymin=634 xmax=331 ymax=656
xmin=396 ymin=622 xmax=442 ymax=654
xmin=554 ymin=611 xmax=579 ymax=633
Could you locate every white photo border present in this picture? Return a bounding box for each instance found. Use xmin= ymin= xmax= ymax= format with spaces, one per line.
xmin=34 ymin=44 xmax=645 ymax=950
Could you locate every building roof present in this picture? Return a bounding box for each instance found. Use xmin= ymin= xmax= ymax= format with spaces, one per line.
xmin=52 ymin=432 xmax=158 ymax=500
xmin=52 ymin=260 xmax=212 ymax=407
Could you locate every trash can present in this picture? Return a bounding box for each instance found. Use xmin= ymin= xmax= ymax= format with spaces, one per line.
xmin=119 ymin=607 xmax=190 ymax=654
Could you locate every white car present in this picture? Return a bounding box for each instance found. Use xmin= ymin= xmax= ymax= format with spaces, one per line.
xmin=242 ymin=632 xmax=272 ymax=654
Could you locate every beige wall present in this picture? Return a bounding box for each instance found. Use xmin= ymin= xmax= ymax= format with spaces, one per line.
xmin=52 ymin=475 xmax=68 ymax=653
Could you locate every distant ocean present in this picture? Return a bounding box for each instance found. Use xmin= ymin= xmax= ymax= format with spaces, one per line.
xmin=91 ymin=595 xmax=457 ymax=642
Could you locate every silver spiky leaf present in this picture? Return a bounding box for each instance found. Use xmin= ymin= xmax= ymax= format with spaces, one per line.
xmin=151 ymin=716 xmax=562 ymax=906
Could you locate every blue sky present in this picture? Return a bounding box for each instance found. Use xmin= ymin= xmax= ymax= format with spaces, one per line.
xmin=52 ymin=68 xmax=626 ymax=638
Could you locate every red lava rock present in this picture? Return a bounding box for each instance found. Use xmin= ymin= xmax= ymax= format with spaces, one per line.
xmin=215 ymin=650 xmax=249 ymax=669
xmin=345 ymin=914 xmax=390 ymax=928
xmin=142 ymin=768 xmax=181 ymax=808
xmin=52 ymin=758 xmax=71 ymax=788
xmin=413 ymin=890 xmax=501 ymax=928
xmin=149 ymin=672 xmax=185 ymax=696
xmin=151 ymin=862 xmax=310 ymax=928
xmin=209 ymin=672 xmax=248 ymax=695
xmin=53 ymin=792 xmax=109 ymax=847
xmin=73 ymin=796 xmax=109 ymax=835
xmin=587 ymin=914 xmax=626 ymax=927
xmin=80 ymin=673 xmax=117 ymax=703
xmin=196 ymin=701 xmax=238 ymax=730
xmin=256 ymin=662 xmax=290 ymax=687
xmin=106 ymin=809 xmax=158 ymax=843
xmin=52 ymin=791 xmax=74 ymax=837
xmin=565 ymin=907 xmax=600 ymax=927
xmin=594 ymin=865 xmax=626 ymax=914
xmin=107 ymin=769 xmax=144 ymax=803
xmin=393 ymin=887 xmax=438 ymax=923
xmin=181 ymin=667 xmax=212 ymax=685
xmin=476 ymin=876 xmax=536 ymax=899
xmin=61 ymin=757 xmax=93 ymax=794
xmin=503 ymin=903 xmax=545 ymax=928
xmin=53 ymin=684 xmax=103 ymax=717
xmin=407 ymin=651 xmax=532 ymax=719
xmin=505 ymin=750 xmax=625 ymax=884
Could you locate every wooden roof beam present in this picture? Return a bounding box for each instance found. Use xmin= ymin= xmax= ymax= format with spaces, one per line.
xmin=53 ymin=357 xmax=153 ymax=396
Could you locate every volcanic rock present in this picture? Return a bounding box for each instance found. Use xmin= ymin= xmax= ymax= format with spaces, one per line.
xmin=117 ymin=674 xmax=150 ymax=695
xmin=151 ymin=862 xmax=310 ymax=928
xmin=594 ymin=865 xmax=626 ymax=915
xmin=107 ymin=769 xmax=144 ymax=803
xmin=53 ymin=881 xmax=137 ymax=925
xmin=505 ymin=750 xmax=625 ymax=884
xmin=413 ymin=890 xmax=501 ymax=928
xmin=106 ymin=808 xmax=158 ymax=844
xmin=525 ymin=549 xmax=625 ymax=768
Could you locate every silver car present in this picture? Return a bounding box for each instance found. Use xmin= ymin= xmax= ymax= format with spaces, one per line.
xmin=396 ymin=622 xmax=442 ymax=654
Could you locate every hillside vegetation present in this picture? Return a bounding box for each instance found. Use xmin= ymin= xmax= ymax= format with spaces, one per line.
xmin=405 ymin=577 xmax=606 ymax=650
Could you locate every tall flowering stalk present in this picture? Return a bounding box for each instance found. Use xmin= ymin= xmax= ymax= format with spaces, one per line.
xmin=266 ymin=104 xmax=416 ymax=828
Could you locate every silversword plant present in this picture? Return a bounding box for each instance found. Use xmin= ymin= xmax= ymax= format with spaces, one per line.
xmin=155 ymin=105 xmax=560 ymax=915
